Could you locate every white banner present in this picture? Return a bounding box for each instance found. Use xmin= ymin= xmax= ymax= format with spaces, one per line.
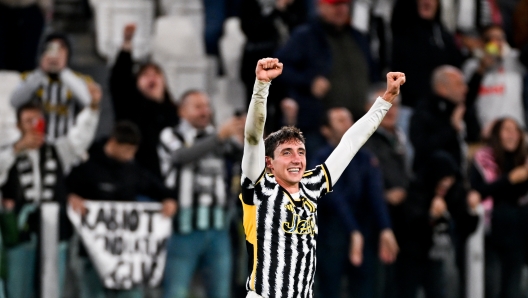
xmin=67 ymin=201 xmax=172 ymax=289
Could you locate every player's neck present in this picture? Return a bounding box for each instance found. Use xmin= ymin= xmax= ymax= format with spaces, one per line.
xmin=276 ymin=179 xmax=300 ymax=194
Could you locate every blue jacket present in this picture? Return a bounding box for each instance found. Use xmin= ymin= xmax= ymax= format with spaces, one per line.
xmin=276 ymin=18 xmax=377 ymax=132
xmin=311 ymin=145 xmax=391 ymax=234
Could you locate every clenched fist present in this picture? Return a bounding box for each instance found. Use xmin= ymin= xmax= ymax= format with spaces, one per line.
xmin=256 ymin=58 xmax=283 ymax=82
xmin=382 ymin=72 xmax=406 ymax=103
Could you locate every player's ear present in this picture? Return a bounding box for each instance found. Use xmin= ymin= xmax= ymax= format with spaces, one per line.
xmin=265 ymin=156 xmax=273 ymax=170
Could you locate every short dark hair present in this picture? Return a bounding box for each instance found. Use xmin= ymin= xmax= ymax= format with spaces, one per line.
xmin=179 ymin=89 xmax=204 ymax=105
xmin=110 ymin=121 xmax=142 ymax=145
xmin=481 ymin=24 xmax=504 ymax=39
xmin=135 ymin=62 xmax=163 ymax=79
xmin=321 ymin=107 xmax=352 ymax=128
xmin=264 ymin=126 xmax=305 ymax=158
xmin=16 ymin=102 xmax=43 ymax=123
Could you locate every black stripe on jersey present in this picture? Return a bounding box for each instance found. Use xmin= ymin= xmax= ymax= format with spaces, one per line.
xmin=255 ymin=191 xmax=268 ymax=294
xmin=292 ymin=234 xmax=304 ymax=298
xmin=246 ymin=240 xmax=255 ymax=275
xmin=241 ymin=184 xmax=255 ymax=206
xmin=301 ymin=241 xmax=313 ymax=298
xmin=321 ymin=163 xmax=333 ymax=193
xmin=267 ymin=193 xmax=281 ymax=296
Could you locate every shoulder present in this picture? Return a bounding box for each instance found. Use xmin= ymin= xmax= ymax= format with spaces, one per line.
xmin=159 ymin=126 xmax=182 ymax=145
xmin=72 ymin=71 xmax=94 ymax=83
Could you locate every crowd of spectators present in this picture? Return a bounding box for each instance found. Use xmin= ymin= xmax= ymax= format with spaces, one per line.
xmin=0 ymin=0 xmax=527 ymax=297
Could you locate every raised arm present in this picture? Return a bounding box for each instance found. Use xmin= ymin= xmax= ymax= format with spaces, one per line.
xmin=325 ymin=72 xmax=406 ymax=185
xmin=54 ymin=82 xmax=102 ymax=173
xmin=60 ymin=69 xmax=91 ymax=107
xmin=10 ymin=70 xmax=47 ymax=108
xmin=241 ymin=58 xmax=283 ymax=182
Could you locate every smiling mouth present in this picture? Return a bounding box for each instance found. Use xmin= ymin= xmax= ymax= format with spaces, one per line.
xmin=288 ymin=168 xmax=301 ymax=173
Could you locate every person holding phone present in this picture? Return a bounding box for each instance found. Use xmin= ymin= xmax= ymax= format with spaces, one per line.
xmin=0 ymin=85 xmax=101 ymax=298
xmin=10 ymin=33 xmax=94 ymax=142
xmin=462 ymin=24 xmax=526 ymax=138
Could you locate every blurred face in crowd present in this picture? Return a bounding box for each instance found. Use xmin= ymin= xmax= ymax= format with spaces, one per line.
xmin=323 ymin=108 xmax=353 ymax=145
xmin=368 ymin=90 xmax=400 ymax=131
xmin=137 ymin=65 xmax=166 ymax=102
xmin=500 ymin=118 xmax=521 ymax=152
xmin=484 ymin=26 xmax=506 ymax=56
xmin=435 ymin=176 xmax=455 ymax=197
xmin=267 ymin=139 xmax=306 ymax=187
xmin=417 ymin=0 xmax=438 ymax=20
xmin=318 ymin=1 xmax=350 ymax=28
xmin=18 ymin=108 xmax=45 ymax=136
xmin=435 ymin=69 xmax=467 ymax=104
xmin=104 ymin=138 xmax=138 ymax=163
xmin=179 ymin=91 xmax=212 ymax=130
xmin=40 ymin=39 xmax=68 ymax=74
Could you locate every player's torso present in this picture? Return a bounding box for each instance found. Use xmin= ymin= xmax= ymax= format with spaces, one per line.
xmin=251 ymin=176 xmax=319 ymax=298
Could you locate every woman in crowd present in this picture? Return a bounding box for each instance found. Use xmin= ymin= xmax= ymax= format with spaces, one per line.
xmin=470 ymin=117 xmax=528 ymax=298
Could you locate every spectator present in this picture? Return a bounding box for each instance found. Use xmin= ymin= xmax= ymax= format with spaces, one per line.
xmin=276 ymin=0 xmax=378 ymax=156
xmin=462 ymin=24 xmax=526 ymax=135
xmin=312 ymin=107 xmax=398 ymax=298
xmin=470 ymin=117 xmax=528 ymax=298
xmin=410 ymin=65 xmax=479 ymax=174
xmin=391 ymin=0 xmax=462 ymax=109
xmin=66 ymin=121 xmax=177 ymax=298
xmin=239 ymin=0 xmax=309 ymax=130
xmin=10 ymin=33 xmax=93 ymax=142
xmin=0 ymin=0 xmax=50 ymax=72
xmin=0 ymin=87 xmax=100 ymax=298
xmin=395 ymin=151 xmax=479 ymax=298
xmin=157 ymin=90 xmax=244 ymax=298
xmin=364 ymin=84 xmax=410 ymax=297
xmin=110 ymin=24 xmax=179 ymax=180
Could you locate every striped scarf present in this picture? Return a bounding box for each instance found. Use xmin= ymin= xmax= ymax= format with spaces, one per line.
xmin=16 ymin=145 xmax=60 ymax=203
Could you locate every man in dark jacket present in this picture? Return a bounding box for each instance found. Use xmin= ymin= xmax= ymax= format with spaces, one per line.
xmin=109 ymin=24 xmax=179 ymax=180
xmin=275 ymin=0 xmax=378 ymax=156
xmin=410 ymin=65 xmax=480 ymax=174
xmin=66 ymin=121 xmax=177 ymax=298
xmin=391 ymin=0 xmax=463 ymax=109
xmin=395 ymin=151 xmax=479 ymax=298
xmin=312 ymin=107 xmax=398 ymax=298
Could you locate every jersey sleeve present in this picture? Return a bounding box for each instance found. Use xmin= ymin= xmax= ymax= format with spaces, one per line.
xmin=240 ymin=169 xmax=266 ymax=205
xmin=301 ymin=164 xmax=333 ymax=199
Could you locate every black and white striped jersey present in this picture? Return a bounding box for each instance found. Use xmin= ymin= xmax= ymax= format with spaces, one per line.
xmin=239 ymin=164 xmax=332 ymax=298
xmin=16 ymin=70 xmax=92 ymax=142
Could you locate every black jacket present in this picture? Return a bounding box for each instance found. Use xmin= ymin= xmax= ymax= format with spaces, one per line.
xmin=397 ymin=153 xmax=478 ymax=260
xmin=275 ymin=18 xmax=377 ymax=132
xmin=364 ymin=129 xmax=410 ymax=190
xmin=66 ymin=141 xmax=174 ymax=202
xmin=410 ymin=94 xmax=464 ymax=173
xmin=391 ymin=0 xmax=462 ymax=108
xmin=109 ymin=51 xmax=179 ymax=179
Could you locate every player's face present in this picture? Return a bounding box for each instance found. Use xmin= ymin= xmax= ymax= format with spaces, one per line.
xmin=267 ymin=139 xmax=306 ymax=188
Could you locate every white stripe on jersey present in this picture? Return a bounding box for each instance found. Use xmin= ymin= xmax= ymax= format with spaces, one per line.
xmin=274 ymin=197 xmax=287 ymax=298
xmin=297 ymin=233 xmax=307 ymax=297
xmin=287 ymin=223 xmax=299 ymax=298
xmin=261 ymin=184 xmax=279 ymax=297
